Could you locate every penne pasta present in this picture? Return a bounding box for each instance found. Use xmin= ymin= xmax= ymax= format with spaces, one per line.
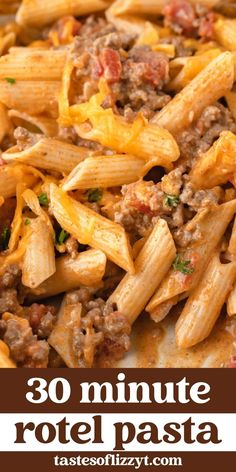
xmin=48 ymin=296 xmax=82 ymax=368
xmin=0 ymin=31 xmax=16 ymax=56
xmin=49 ymin=183 xmax=134 ymax=273
xmin=225 ymin=91 xmax=236 ymax=122
xmin=0 ymin=48 xmax=66 ymax=81
xmin=0 ymin=164 xmax=38 ymax=199
xmin=8 ymin=182 xmax=26 ymax=252
xmin=107 ymin=0 xmax=219 ymax=17
xmin=0 ymin=340 xmax=16 ymax=368
xmin=152 ymin=52 xmax=234 ymax=135
xmin=168 ymin=49 xmax=222 ymax=92
xmin=108 ymin=219 xmax=176 ymax=325
xmin=227 ymin=284 xmax=236 ymax=317
xmin=214 ymin=17 xmax=236 ymax=51
xmin=16 ymin=0 xmax=112 ymax=27
xmin=22 ymin=217 xmax=56 ymax=289
xmin=62 ymin=154 xmax=145 ymax=191
xmin=146 ymin=200 xmax=236 ymax=313
xmin=8 ymin=109 xmax=58 ymax=137
xmin=0 ymin=80 xmax=60 ymax=117
xmin=0 ymin=102 xmax=13 ymax=143
xmin=2 ymin=138 xmax=90 ymax=175
xmin=29 ymin=249 xmax=107 ymax=299
xmin=176 ymin=252 xmax=236 ymax=348
xmin=189 ymin=131 xmax=236 ymax=189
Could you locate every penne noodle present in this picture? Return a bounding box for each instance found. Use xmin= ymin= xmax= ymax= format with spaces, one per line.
xmin=8 ymin=182 xmax=26 ymax=252
xmin=107 ymin=0 xmax=219 ymax=17
xmin=29 ymin=249 xmax=107 ymax=299
xmin=50 ymin=183 xmax=134 ymax=273
xmin=214 ymin=17 xmax=236 ymax=51
xmin=0 ymin=340 xmax=16 ymax=368
xmin=0 ymin=80 xmax=60 ymax=117
xmin=168 ymin=49 xmax=222 ymax=92
xmin=22 ymin=188 xmax=54 ymax=235
xmin=228 ymin=217 xmax=236 ymax=259
xmin=149 ymin=296 xmax=180 ymax=324
xmin=225 ymin=91 xmax=236 ymax=122
xmin=189 ymin=131 xmax=236 ymax=189
xmin=227 ymin=284 xmax=236 ymax=317
xmin=226 ymin=217 xmax=236 ymax=317
xmin=108 ymin=219 xmax=176 ymax=325
xmin=62 ymin=154 xmax=145 ymax=191
xmin=176 ymin=252 xmax=236 ymax=348
xmin=48 ymin=296 xmax=82 ymax=368
xmin=22 ymin=217 xmax=56 ymax=289
xmin=146 ymin=200 xmax=236 ymax=313
xmin=16 ymin=0 xmax=112 ymax=27
xmin=0 ymin=31 xmax=16 ymax=56
xmin=0 ymin=102 xmax=13 ymax=143
xmin=0 ymin=164 xmax=38 ymax=199
xmin=2 ymin=138 xmax=90 ymax=175
xmin=8 ymin=109 xmax=58 ymax=137
xmin=0 ymin=48 xmax=66 ymax=81
xmin=152 ymin=52 xmax=234 ymax=135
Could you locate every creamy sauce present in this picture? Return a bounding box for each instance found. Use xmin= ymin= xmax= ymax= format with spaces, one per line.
xmin=112 ymin=306 xmax=236 ymax=368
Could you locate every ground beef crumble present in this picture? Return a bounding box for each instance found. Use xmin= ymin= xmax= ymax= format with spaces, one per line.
xmin=0 ymin=314 xmax=49 ymax=368
xmin=71 ymin=27 xmax=171 ymax=120
xmin=114 ymin=170 xmax=221 ymax=240
xmin=61 ymin=288 xmax=131 ymax=368
xmin=177 ymin=103 xmax=236 ymax=167
xmin=0 ymin=265 xmax=22 ymax=314
xmin=27 ymin=303 xmax=57 ymax=338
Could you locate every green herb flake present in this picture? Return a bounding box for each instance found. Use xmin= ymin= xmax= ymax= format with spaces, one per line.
xmin=164 ymin=194 xmax=180 ymax=208
xmin=24 ymin=218 xmax=30 ymax=226
xmin=87 ymin=188 xmax=103 ymax=203
xmin=57 ymin=229 xmax=69 ymax=245
xmin=172 ymin=254 xmax=194 ymax=275
xmin=5 ymin=77 xmax=16 ymax=85
xmin=38 ymin=192 xmax=49 ymax=207
xmin=1 ymin=227 xmax=11 ymax=250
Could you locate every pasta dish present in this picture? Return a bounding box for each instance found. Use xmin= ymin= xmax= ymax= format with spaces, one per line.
xmin=0 ymin=0 xmax=236 ymax=368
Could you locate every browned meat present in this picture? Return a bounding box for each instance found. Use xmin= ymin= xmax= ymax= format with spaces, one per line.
xmin=27 ymin=303 xmax=56 ymax=338
xmin=0 ymin=265 xmax=21 ymax=289
xmin=57 ymin=126 xmax=78 ymax=144
xmin=2 ymin=314 xmax=49 ymax=367
xmin=163 ymin=0 xmax=214 ymax=39
xmin=125 ymin=46 xmax=169 ymax=89
xmin=113 ymin=46 xmax=170 ymax=119
xmin=72 ymin=29 xmax=170 ymax=119
xmin=114 ymin=180 xmax=167 ymax=237
xmin=177 ymin=103 xmax=236 ymax=166
xmin=65 ymin=236 xmax=78 ymax=259
xmin=14 ymin=127 xmax=40 ymax=151
xmin=0 ymin=288 xmax=20 ymax=314
xmin=61 ymin=289 xmax=131 ymax=368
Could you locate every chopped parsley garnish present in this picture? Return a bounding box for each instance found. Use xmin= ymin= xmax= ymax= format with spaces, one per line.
xmin=172 ymin=254 xmax=194 ymax=275
xmin=38 ymin=192 xmax=49 ymax=207
xmin=164 ymin=194 xmax=180 ymax=208
xmin=87 ymin=188 xmax=103 ymax=203
xmin=24 ymin=218 xmax=30 ymax=226
xmin=57 ymin=229 xmax=69 ymax=245
xmin=5 ymin=77 xmax=16 ymax=85
xmin=1 ymin=226 xmax=11 ymax=250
